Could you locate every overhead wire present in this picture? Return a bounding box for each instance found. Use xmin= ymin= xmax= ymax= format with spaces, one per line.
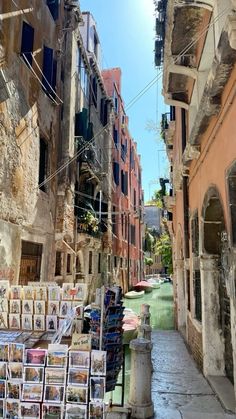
xmin=35 ymin=5 xmax=230 ymax=190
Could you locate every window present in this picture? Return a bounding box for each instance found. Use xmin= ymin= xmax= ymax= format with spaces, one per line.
xmin=194 ymin=270 xmax=202 ymax=322
xmin=114 ymin=256 xmax=117 ymax=268
xmin=113 ymin=126 xmax=119 ymax=147
xmin=66 ymin=254 xmax=72 ymax=274
xmin=91 ymin=76 xmax=97 ymax=107
xmin=80 ymin=57 xmax=89 ymax=97
xmin=113 ymin=89 xmax=119 ymax=113
xmin=76 ymin=256 xmax=81 ymax=273
xmin=21 ymin=21 xmax=34 ymax=66
xmin=113 ymin=162 xmax=119 ymax=186
xmin=191 ymin=213 xmax=199 ymax=255
xmin=181 ymin=108 xmax=187 ymax=153
xmin=55 ymin=252 xmax=62 ymax=276
xmin=120 ymin=257 xmax=123 ymax=268
xmin=133 ymin=189 xmax=136 ymax=211
xmin=39 ymin=138 xmax=48 ymax=191
xmin=186 ymin=270 xmax=191 ymax=312
xmin=130 ymin=225 xmax=136 ymax=245
xmin=88 ymin=251 xmax=93 ymax=274
xmin=42 ymin=46 xmax=57 ymax=97
xmin=100 ymin=98 xmax=108 ymax=126
xmin=46 ymin=0 xmax=59 ymax=20
xmin=112 ymin=206 xmax=116 ymax=235
xmin=98 ymin=253 xmax=101 ymax=273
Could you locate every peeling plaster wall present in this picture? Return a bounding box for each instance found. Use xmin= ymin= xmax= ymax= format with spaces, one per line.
xmin=0 ymin=1 xmax=62 ymax=283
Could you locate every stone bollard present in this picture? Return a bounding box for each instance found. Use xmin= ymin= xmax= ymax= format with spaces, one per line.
xmin=138 ymin=324 xmax=152 ymax=341
xmin=140 ymin=304 xmax=151 ymax=326
xmin=128 ymin=338 xmax=154 ymax=418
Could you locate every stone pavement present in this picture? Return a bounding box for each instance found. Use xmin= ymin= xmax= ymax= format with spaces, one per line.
xmin=151 ymin=331 xmax=235 ymax=419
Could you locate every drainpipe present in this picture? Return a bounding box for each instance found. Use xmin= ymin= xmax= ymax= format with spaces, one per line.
xmin=127 ymin=212 xmax=130 ymax=291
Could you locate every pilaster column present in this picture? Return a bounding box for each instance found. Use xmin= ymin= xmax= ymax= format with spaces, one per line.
xmin=200 ymin=255 xmax=224 ymax=376
xmin=175 ymin=258 xmax=186 ymax=329
xmin=140 ymin=304 xmax=151 ymax=326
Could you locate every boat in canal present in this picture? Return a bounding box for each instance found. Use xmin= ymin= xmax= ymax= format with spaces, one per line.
xmin=134 ymin=280 xmax=153 ymax=293
xmin=122 ymin=308 xmax=140 ymax=345
xmin=124 ymin=290 xmax=145 ymax=299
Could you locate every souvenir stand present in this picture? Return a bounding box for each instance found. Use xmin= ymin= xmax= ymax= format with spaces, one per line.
xmin=90 ymin=286 xmax=124 ymax=393
xmin=0 ymin=281 xmax=124 ymax=418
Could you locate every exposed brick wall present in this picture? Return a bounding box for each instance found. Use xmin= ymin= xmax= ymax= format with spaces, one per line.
xmin=187 ymin=315 xmax=203 ymax=371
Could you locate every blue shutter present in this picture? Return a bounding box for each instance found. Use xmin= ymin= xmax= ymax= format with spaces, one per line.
xmin=21 ymin=22 xmax=34 ymax=66
xmin=47 ymin=0 xmax=59 ymax=20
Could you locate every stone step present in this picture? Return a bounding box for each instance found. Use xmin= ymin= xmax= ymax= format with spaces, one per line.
xmin=207 ymin=375 xmax=236 ymax=413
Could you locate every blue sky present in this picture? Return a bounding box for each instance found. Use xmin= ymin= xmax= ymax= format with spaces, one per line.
xmin=80 ymin=0 xmax=168 ymax=202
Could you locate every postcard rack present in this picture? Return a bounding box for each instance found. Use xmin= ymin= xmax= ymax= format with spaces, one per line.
xmin=0 ymin=341 xmax=107 ymax=418
xmin=90 ymin=286 xmax=124 ymax=392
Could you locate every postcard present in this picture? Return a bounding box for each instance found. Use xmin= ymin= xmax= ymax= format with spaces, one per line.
xmin=69 ymin=351 xmax=90 ymax=369
xmin=47 ymin=301 xmax=60 ymax=316
xmin=72 ymin=304 xmax=84 ymax=318
xmin=48 ymin=286 xmax=61 ymax=302
xmin=42 ymin=404 xmax=63 ymax=419
xmin=9 ymin=343 xmax=24 ymax=363
xmin=22 ymin=314 xmax=33 ymax=331
xmin=62 ymin=283 xmax=73 ymax=300
xmin=0 ymin=313 xmax=8 ymax=329
xmin=23 ymin=287 xmax=34 ymax=300
xmin=74 ymin=283 xmax=87 ymax=301
xmin=0 ymin=363 xmax=7 ymax=380
xmin=35 ymin=287 xmax=47 ymax=301
xmin=0 ymin=299 xmax=8 ymax=313
xmin=68 ymin=368 xmax=89 ymax=386
xmin=47 ymin=350 xmax=67 ymax=368
xmin=66 ymin=403 xmax=87 ymax=419
xmin=7 ymin=381 xmax=21 ymax=399
xmin=71 ymin=333 xmax=91 ymax=351
xmin=0 ymin=282 xmax=9 ymax=300
xmin=10 ymin=286 xmax=21 ymax=300
xmin=91 ymin=350 xmax=106 ymax=376
xmin=0 ymin=399 xmax=4 ymax=418
xmin=6 ymin=399 xmax=20 ymax=419
xmin=45 ymin=367 xmax=66 ymax=385
xmin=59 ymin=301 xmax=71 ymax=317
xmin=9 ymin=300 xmax=21 ymax=314
xmin=9 ymin=314 xmax=20 ymax=330
xmin=20 ymin=402 xmax=40 ymax=419
xmin=25 ymin=349 xmax=47 ymax=366
xmin=89 ymin=401 xmax=105 ymax=419
xmin=0 ymin=380 xmax=6 ymax=398
xmin=22 ymin=300 xmax=34 ymax=315
xmin=24 ymin=366 xmax=44 ymax=383
xmin=46 ymin=315 xmax=57 ymax=332
xmin=8 ymin=362 xmax=23 ymax=381
xmin=22 ymin=384 xmax=43 ymax=402
xmin=44 ymin=385 xmax=64 ymax=403
xmin=0 ymin=344 xmax=8 ymax=362
xmin=34 ymin=300 xmax=45 ymax=315
xmin=33 ymin=315 xmax=45 ymax=331
xmin=90 ymin=377 xmax=105 ymax=401
xmin=66 ymin=385 xmax=88 ymax=404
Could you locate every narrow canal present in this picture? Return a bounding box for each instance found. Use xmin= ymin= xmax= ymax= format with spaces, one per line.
xmin=107 ymin=282 xmax=174 ymax=404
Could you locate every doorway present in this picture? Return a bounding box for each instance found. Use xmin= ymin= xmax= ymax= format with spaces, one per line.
xmin=19 ymin=241 xmax=42 ymax=285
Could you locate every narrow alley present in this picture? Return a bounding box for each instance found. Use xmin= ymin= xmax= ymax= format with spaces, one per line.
xmin=152 ymin=331 xmax=235 ymax=419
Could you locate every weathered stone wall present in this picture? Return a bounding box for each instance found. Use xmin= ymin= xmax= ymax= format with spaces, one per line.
xmin=187 ymin=315 xmax=203 ymax=371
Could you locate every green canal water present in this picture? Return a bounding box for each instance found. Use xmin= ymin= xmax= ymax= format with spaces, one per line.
xmin=107 ymin=283 xmax=174 ymax=404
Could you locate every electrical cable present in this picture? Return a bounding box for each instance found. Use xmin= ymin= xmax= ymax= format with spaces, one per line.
xmin=36 ymin=5 xmax=231 ymax=189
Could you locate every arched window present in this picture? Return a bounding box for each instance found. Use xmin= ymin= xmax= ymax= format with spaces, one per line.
xmin=191 ymin=211 xmax=199 ymax=255
xmin=228 ymin=162 xmax=236 ymax=246
xmin=202 ymin=188 xmax=225 ymax=255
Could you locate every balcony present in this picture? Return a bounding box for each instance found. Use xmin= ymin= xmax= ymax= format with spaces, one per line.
xmin=76 ymin=136 xmax=102 ymax=180
xmin=166 ymin=145 xmax=173 ymax=162
xmin=163 ymin=1 xmax=213 ymax=108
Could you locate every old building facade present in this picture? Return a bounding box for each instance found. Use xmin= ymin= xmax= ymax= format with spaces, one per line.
xmin=0 ymin=2 xmax=143 ymax=300
xmin=157 ymin=0 xmax=236 ymax=405
xmin=102 ymin=68 xmax=144 ymax=292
